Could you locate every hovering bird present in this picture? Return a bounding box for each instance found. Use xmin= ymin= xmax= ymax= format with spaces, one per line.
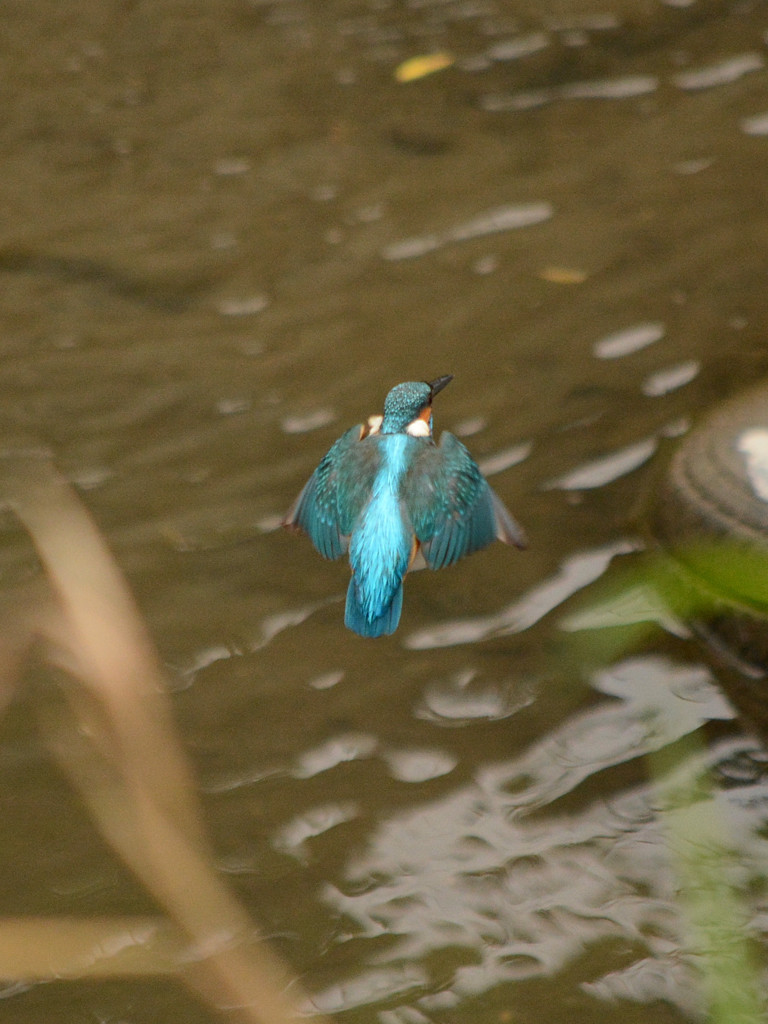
xmin=284 ymin=376 xmax=526 ymax=637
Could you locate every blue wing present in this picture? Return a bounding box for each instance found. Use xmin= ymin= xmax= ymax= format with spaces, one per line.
xmin=406 ymin=432 xmax=526 ymax=570
xmin=284 ymin=426 xmax=381 ymax=559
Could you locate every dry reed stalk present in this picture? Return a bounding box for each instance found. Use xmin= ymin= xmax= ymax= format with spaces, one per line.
xmin=0 ymin=454 xmax=330 ymax=1024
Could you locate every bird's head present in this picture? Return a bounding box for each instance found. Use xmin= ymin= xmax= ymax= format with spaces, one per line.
xmin=380 ymin=375 xmax=453 ymax=436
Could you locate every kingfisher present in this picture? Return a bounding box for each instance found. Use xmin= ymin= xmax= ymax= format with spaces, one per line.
xmin=283 ymin=375 xmax=526 ymax=637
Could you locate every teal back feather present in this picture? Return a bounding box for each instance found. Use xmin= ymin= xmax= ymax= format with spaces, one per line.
xmin=348 ymin=434 xmax=416 ymax=624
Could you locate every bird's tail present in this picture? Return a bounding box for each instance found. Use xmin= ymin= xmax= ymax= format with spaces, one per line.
xmin=344 ymin=577 xmax=403 ymax=637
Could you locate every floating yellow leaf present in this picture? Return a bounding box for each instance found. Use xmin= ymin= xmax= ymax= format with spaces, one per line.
xmin=395 ymin=52 xmax=454 ymax=83
xmin=539 ymin=266 xmax=588 ymax=284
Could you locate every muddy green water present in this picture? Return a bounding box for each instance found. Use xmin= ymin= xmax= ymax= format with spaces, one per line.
xmin=3 ymin=1 xmax=768 ymax=1021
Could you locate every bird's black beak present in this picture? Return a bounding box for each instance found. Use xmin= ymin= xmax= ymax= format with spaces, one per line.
xmin=427 ymin=375 xmax=453 ymax=401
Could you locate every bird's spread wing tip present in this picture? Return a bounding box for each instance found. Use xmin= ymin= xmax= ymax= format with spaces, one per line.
xmin=491 ymin=490 xmax=527 ymax=549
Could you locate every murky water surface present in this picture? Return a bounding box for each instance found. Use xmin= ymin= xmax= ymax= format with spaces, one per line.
xmin=3 ymin=1 xmax=768 ymax=1020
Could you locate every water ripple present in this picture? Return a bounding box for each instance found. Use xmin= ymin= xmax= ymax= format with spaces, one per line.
xmin=293 ymin=733 xmax=378 ymax=779
xmin=673 ymin=53 xmax=764 ymax=91
xmin=311 ymin=965 xmax=428 ymax=1015
xmin=417 ymin=671 xmax=537 ymax=724
xmin=281 ymin=408 xmax=336 ymax=434
xmin=406 ymin=540 xmax=639 ymax=649
xmin=583 ymin=958 xmax=703 ymax=1017
xmin=742 ymin=111 xmax=768 ymax=135
xmin=593 ymin=321 xmax=665 ymax=359
xmin=274 ymin=802 xmax=359 ymax=857
xmin=561 ymin=75 xmax=659 ymax=100
xmin=543 ymin=437 xmax=658 ymax=490
xmin=382 ymin=203 xmax=553 ymax=261
xmin=641 ymin=359 xmax=700 ymax=397
xmin=251 ymin=601 xmax=333 ymax=651
xmin=736 ymin=428 xmax=768 ymax=502
xmin=216 ymin=294 xmax=269 ymax=316
xmin=320 ymin=665 xmax=747 ymax=1016
xmin=478 ymin=440 xmax=532 ymax=477
xmin=482 ymin=75 xmax=657 ymax=112
xmin=486 ymin=32 xmax=550 ymax=62
xmin=383 ymin=748 xmax=458 ymax=782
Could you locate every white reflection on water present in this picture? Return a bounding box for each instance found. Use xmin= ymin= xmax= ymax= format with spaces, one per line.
xmin=673 ymin=53 xmax=764 ymax=91
xmin=308 ymin=669 xmax=345 ymax=690
xmin=560 ymin=75 xmax=659 ymax=100
xmin=453 ymin=415 xmax=487 ymax=437
xmin=382 ymin=203 xmax=553 ymax=261
xmin=383 ymin=748 xmax=458 ymax=783
xmin=178 ymin=643 xmax=240 ymax=683
xmin=486 ymin=32 xmax=550 ymax=62
xmin=251 ymin=601 xmax=333 ymax=651
xmin=673 ymin=156 xmax=715 ymax=175
xmin=406 ymin=540 xmax=640 ymax=649
xmin=548 ymin=13 xmax=621 ymax=31
xmin=281 ymin=408 xmax=336 ymax=434
xmin=561 ymin=580 xmax=690 ymax=637
xmin=481 ymin=74 xmax=658 ymax=111
xmin=216 ymin=294 xmax=269 ymax=316
xmin=737 ymin=428 xmax=768 ymax=503
xmin=478 ymin=440 xmax=532 ymax=477
xmin=293 ymin=733 xmax=379 ymax=779
xmin=742 ymin=111 xmax=768 ymax=135
xmin=310 ymin=964 xmax=428 ymax=1015
xmin=641 ymin=359 xmax=700 ymax=397
xmin=481 ymin=656 xmax=732 ymax=813
xmin=593 ymin=321 xmax=665 ymax=359
xmin=274 ymin=802 xmax=359 ymax=856
xmin=544 ymin=437 xmax=658 ymax=490
xmin=417 ymin=669 xmax=537 ymax=724
xmin=316 ymin=657 xmax=746 ymax=1017
xmin=583 ymin=957 xmax=702 ymax=1015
